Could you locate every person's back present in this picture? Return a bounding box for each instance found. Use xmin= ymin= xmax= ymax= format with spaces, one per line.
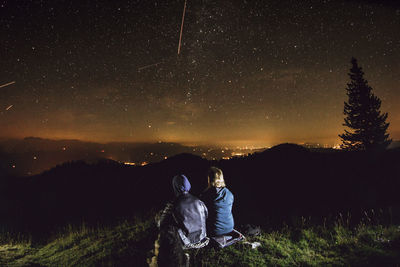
xmin=202 ymin=167 xmax=234 ymax=236
xmin=174 ymin=191 xmax=208 ymax=245
xmin=171 ymin=174 xmax=208 ymax=248
xmin=156 ymin=174 xmax=209 ymax=267
xmin=203 ymin=186 xmax=234 ymax=236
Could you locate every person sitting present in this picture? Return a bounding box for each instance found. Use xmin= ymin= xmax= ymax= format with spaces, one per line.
xmin=156 ymin=174 xmax=209 ymax=267
xmin=170 ymin=174 xmax=209 ymax=249
xmin=201 ymin=167 xmax=234 ymax=236
xmin=201 ymin=167 xmax=244 ymax=248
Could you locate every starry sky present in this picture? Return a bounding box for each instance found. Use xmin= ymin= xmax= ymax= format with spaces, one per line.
xmin=1 ymin=0 xmax=399 ymax=147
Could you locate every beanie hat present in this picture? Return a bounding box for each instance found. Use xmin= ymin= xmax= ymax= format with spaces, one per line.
xmin=172 ymin=174 xmax=191 ymax=196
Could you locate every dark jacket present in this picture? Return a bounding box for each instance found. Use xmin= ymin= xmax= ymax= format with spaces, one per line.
xmin=173 ymin=192 xmax=208 ymax=246
xmin=170 ymin=175 xmax=208 ymax=247
xmin=202 ymin=187 xmax=234 ymax=236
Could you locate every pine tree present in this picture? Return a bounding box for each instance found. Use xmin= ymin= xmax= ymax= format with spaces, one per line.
xmin=339 ymin=57 xmax=391 ymax=151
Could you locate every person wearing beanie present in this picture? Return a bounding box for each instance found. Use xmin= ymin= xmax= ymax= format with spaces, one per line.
xmin=171 ymin=174 xmax=208 ymax=248
xmin=156 ymin=174 xmax=209 ymax=267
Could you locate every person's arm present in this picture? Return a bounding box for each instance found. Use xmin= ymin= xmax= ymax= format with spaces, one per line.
xmin=202 ymin=200 xmax=208 ymax=219
xmin=229 ymin=189 xmax=234 ymax=204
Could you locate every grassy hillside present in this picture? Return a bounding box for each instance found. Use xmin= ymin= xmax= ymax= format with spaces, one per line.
xmin=0 ymin=219 xmax=156 ymax=266
xmin=1 ymin=217 xmax=400 ymax=266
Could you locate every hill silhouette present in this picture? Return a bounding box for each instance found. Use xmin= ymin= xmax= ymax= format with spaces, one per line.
xmin=0 ymin=137 xmax=259 ymax=176
xmin=1 ymin=144 xmax=400 ymax=241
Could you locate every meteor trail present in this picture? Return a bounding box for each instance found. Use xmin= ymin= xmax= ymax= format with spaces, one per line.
xmin=5 ymin=105 xmax=13 ymax=111
xmin=0 ymin=81 xmax=16 ymax=89
xmin=177 ymin=0 xmax=187 ymax=55
xmin=138 ymin=62 xmax=163 ymax=71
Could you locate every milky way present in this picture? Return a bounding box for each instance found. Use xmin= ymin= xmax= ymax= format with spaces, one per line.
xmin=0 ymin=0 xmax=399 ymax=147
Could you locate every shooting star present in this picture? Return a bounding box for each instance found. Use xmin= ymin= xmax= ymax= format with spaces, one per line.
xmin=177 ymin=0 xmax=187 ymax=55
xmin=138 ymin=61 xmax=163 ymax=71
xmin=5 ymin=105 xmax=13 ymax=111
xmin=0 ymin=81 xmax=16 ymax=89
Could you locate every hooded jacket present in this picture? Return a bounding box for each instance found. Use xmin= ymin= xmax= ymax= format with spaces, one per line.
xmin=202 ymin=187 xmax=234 ymax=236
xmin=172 ymin=175 xmax=208 ymax=247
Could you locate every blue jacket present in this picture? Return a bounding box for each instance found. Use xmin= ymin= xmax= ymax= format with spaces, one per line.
xmin=202 ymin=187 xmax=234 ymax=236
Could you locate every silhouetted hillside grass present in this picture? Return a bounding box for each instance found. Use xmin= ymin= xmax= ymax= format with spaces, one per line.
xmin=1 ymin=215 xmax=400 ymax=266
xmin=0 ymin=218 xmax=155 ymax=266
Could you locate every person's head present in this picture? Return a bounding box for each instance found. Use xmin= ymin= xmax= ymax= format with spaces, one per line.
xmin=172 ymin=174 xmax=191 ymax=196
xmin=208 ymin=167 xmax=226 ymax=188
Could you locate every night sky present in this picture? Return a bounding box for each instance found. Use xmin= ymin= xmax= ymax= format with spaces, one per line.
xmin=1 ymin=0 xmax=399 ymax=147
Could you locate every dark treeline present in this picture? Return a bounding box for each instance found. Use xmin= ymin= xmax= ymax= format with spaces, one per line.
xmin=1 ymin=143 xmax=400 ymax=241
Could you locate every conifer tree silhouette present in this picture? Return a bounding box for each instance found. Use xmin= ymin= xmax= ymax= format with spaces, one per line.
xmin=339 ymin=58 xmax=391 ymax=151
